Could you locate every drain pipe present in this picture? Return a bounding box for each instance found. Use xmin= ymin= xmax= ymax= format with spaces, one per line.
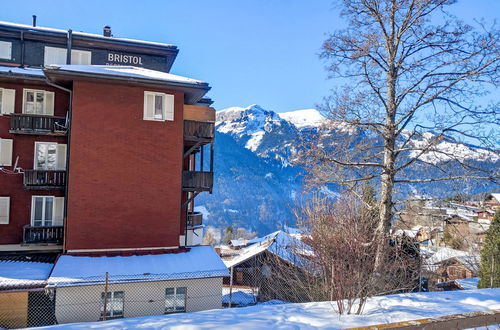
xmin=45 ymin=78 xmax=73 ymax=254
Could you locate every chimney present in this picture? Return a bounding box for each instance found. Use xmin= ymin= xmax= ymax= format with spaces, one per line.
xmin=32 ymin=15 xmax=37 ymax=27
xmin=103 ymin=26 xmax=112 ymax=37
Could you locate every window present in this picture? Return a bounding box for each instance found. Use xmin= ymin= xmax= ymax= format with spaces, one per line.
xmin=44 ymin=46 xmax=67 ymax=66
xmin=34 ymin=142 xmax=66 ymax=170
xmin=0 ymin=197 xmax=10 ymax=224
xmin=165 ymin=287 xmax=186 ymax=313
xmin=101 ymin=291 xmax=124 ymax=319
xmin=23 ymin=89 xmax=54 ymax=115
xmin=0 ymin=88 xmax=15 ymax=115
xmin=30 ymin=196 xmax=64 ymax=227
xmin=71 ymin=49 xmax=92 ymax=65
xmin=143 ymin=92 xmax=174 ymax=121
xmin=0 ymin=138 xmax=13 ymax=166
xmin=0 ymin=41 xmax=12 ymax=60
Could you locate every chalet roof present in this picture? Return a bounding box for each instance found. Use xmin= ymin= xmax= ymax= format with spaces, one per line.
xmin=0 ymin=260 xmax=53 ymax=289
xmin=48 ymin=246 xmax=229 ymax=287
xmin=421 ymin=246 xmax=479 ymax=272
xmin=488 ymin=193 xmax=500 ymax=203
xmin=44 ymin=65 xmax=211 ymax=104
xmin=223 ymin=230 xmax=313 ymax=269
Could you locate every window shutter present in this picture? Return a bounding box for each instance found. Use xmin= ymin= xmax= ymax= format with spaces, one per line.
xmin=0 ymin=197 xmax=9 ymax=224
xmin=143 ymin=92 xmax=155 ymax=120
xmin=1 ymin=88 xmax=15 ymax=114
xmin=44 ymin=91 xmax=55 ymax=115
xmin=56 ymin=144 xmax=67 ymax=170
xmin=165 ymin=94 xmax=174 ymax=121
xmin=53 ymin=197 xmax=64 ymax=226
xmin=0 ymin=138 xmax=13 ymax=166
xmin=44 ymin=47 xmax=67 ymax=66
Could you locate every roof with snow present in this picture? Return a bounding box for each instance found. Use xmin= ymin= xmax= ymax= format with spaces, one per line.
xmin=0 ymin=260 xmax=54 ymax=289
xmin=488 ymin=193 xmax=500 ymax=203
xmin=223 ymin=230 xmax=313 ymax=269
xmin=0 ymin=65 xmax=45 ymax=79
xmin=0 ymin=21 xmax=177 ymax=49
xmin=44 ymin=65 xmax=210 ymax=104
xmin=48 ymin=246 xmax=229 ymax=287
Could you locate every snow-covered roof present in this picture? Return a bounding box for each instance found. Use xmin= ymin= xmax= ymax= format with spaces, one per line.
xmin=489 ymin=193 xmax=500 ymax=203
xmin=48 ymin=246 xmax=229 ymax=287
xmin=0 ymin=21 xmax=176 ymax=49
xmin=455 ymin=277 xmax=479 ymax=290
xmin=0 ymin=65 xmax=45 ymax=78
xmin=45 ymin=65 xmax=208 ymax=87
xmin=223 ymin=230 xmax=313 ymax=269
xmin=421 ymin=246 xmax=479 ymax=272
xmin=0 ymin=260 xmax=54 ymax=289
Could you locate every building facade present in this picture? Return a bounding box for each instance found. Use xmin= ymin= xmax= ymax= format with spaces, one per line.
xmin=0 ymin=20 xmax=224 ymax=326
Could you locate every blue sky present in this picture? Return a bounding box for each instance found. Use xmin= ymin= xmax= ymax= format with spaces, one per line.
xmin=1 ymin=0 xmax=498 ymax=111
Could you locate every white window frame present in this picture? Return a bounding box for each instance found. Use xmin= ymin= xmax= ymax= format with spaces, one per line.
xmin=0 ymin=41 xmax=12 ymax=60
xmin=31 ymin=196 xmax=54 ymax=227
xmin=44 ymin=46 xmax=67 ymax=66
xmin=34 ymin=142 xmax=66 ymax=170
xmin=71 ymin=49 xmax=92 ymax=65
xmin=0 ymin=138 xmax=13 ymax=166
xmin=0 ymin=197 xmax=10 ymax=225
xmin=165 ymin=287 xmax=186 ymax=314
xmin=143 ymin=91 xmax=174 ymax=122
xmin=101 ymin=291 xmax=124 ymax=319
xmin=23 ymin=89 xmax=54 ymax=116
xmin=0 ymin=88 xmax=16 ymax=115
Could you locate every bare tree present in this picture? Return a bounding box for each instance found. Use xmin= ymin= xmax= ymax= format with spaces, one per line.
xmin=298 ymin=0 xmax=499 ymax=269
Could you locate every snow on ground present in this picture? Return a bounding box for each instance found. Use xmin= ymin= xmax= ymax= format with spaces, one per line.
xmin=278 ymin=109 xmax=324 ymax=128
xmin=35 ymin=289 xmax=500 ymax=330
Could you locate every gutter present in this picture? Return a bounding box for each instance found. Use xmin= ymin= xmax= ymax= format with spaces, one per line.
xmin=44 ymin=78 xmax=73 ymax=255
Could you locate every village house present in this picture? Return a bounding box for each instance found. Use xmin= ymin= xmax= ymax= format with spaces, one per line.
xmin=484 ymin=193 xmax=500 ymax=211
xmin=0 ymin=19 xmax=227 ymax=326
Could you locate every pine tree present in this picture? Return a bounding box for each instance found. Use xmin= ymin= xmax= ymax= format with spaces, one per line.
xmin=222 ymin=226 xmax=233 ymax=245
xmin=478 ymin=210 xmax=500 ymax=288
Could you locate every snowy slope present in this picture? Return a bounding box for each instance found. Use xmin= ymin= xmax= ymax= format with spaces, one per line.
xmin=35 ymin=289 xmax=500 ymax=330
xmin=278 ymin=108 xmax=324 ymax=128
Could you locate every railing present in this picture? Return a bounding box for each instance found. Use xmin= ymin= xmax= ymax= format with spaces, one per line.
xmin=23 ymin=170 xmax=66 ymax=190
xmin=182 ymin=171 xmax=213 ymax=191
xmin=10 ymin=113 xmax=67 ymax=135
xmin=187 ymin=212 xmax=203 ymax=227
xmin=184 ymin=120 xmax=215 ymax=140
xmin=23 ymin=225 xmax=64 ymax=244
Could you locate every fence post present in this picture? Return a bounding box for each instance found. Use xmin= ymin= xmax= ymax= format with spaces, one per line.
xmin=102 ymin=272 xmax=109 ymax=321
xmin=229 ymin=266 xmax=233 ymax=308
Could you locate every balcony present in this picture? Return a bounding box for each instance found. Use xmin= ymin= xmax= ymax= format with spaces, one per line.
xmin=23 ymin=225 xmax=64 ymax=245
xmin=10 ymin=113 xmax=67 ymax=135
xmin=187 ymin=212 xmax=203 ymax=228
xmin=182 ymin=171 xmax=213 ymax=192
xmin=23 ymin=170 xmax=66 ymax=190
xmin=184 ymin=120 xmax=214 ymax=143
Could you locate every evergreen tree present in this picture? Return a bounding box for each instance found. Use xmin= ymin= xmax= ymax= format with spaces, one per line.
xmin=222 ymin=226 xmax=233 ymax=245
xmin=478 ymin=210 xmax=500 ymax=288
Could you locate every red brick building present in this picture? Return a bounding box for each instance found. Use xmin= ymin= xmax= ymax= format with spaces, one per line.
xmin=0 ymin=21 xmax=214 ymax=256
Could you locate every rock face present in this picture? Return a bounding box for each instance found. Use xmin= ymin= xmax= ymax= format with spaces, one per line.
xmin=196 ymin=104 xmax=499 ymax=235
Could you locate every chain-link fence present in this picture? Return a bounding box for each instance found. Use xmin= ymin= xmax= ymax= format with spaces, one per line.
xmin=0 ymin=271 xmax=228 ymax=329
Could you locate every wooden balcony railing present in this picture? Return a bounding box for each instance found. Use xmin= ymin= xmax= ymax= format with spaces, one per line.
xmin=184 ymin=120 xmax=214 ymax=141
xmin=10 ymin=113 xmax=67 ymax=135
xmin=182 ymin=171 xmax=213 ymax=192
xmin=23 ymin=225 xmax=64 ymax=244
xmin=187 ymin=212 xmax=203 ymax=227
xmin=23 ymin=170 xmax=66 ymax=190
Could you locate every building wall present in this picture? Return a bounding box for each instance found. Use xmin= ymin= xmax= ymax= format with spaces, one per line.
xmin=65 ymin=80 xmax=184 ymax=252
xmin=0 ymin=291 xmax=28 ymax=328
xmin=54 ymin=277 xmax=223 ymax=324
xmin=0 ymin=80 xmax=68 ymax=244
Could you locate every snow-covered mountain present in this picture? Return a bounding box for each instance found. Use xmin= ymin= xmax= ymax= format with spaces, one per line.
xmin=197 ymin=104 xmax=499 ymax=235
